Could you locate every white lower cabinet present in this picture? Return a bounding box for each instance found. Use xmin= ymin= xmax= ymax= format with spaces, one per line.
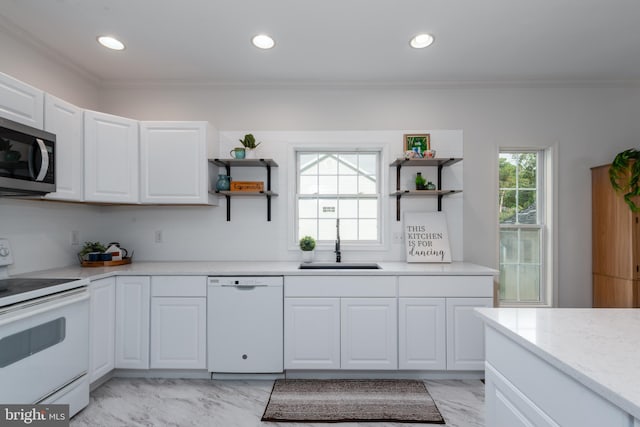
xmin=89 ymin=277 xmax=116 ymax=383
xmin=284 ymin=298 xmax=340 ymax=369
xmin=446 ymin=297 xmax=493 ymax=370
xmin=341 ymin=298 xmax=397 ymax=370
xmin=115 ymin=276 xmax=150 ymax=369
xmin=398 ymin=298 xmax=446 ymax=370
xmin=150 ymin=276 xmax=207 ymax=369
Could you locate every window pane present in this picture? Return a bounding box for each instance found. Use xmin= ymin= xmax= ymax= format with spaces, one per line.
xmin=359 ymin=199 xmax=377 ymax=219
xmin=517 ymin=190 xmax=537 ymax=224
xmin=517 ymin=153 xmax=537 ymax=188
xmin=339 ymin=199 xmax=358 ymax=218
xmin=518 ymin=265 xmax=540 ymax=301
xmin=338 ymin=154 xmax=358 ymax=175
xmin=358 ymin=219 xmax=378 ymax=240
xmin=298 ymin=219 xmax=317 ymax=240
xmin=300 ymin=153 xmax=318 ymax=175
xmin=299 ymin=176 xmax=317 ymax=194
xmin=499 ymin=154 xmax=517 ymax=189
xmin=298 ymin=199 xmax=317 ymax=218
xmin=499 ymin=190 xmax=517 ymax=224
xmin=318 ymin=155 xmax=338 ymax=174
xmin=499 ymin=265 xmax=518 ymax=301
xmin=339 ymin=176 xmax=358 ymax=194
xmin=358 ymin=176 xmax=377 ymax=194
xmin=340 ymin=219 xmax=358 ymax=240
xmin=318 ymin=175 xmax=337 ymax=194
xmin=358 ymin=154 xmax=377 ymax=176
xmin=318 ymin=199 xmax=338 ymax=218
xmin=519 ymin=229 xmax=540 ymax=263
xmin=499 ymin=229 xmax=518 ymax=264
xmin=318 ymin=219 xmax=338 ymax=240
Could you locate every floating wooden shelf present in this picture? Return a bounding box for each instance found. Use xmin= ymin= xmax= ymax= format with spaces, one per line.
xmin=390 ymin=157 xmax=463 ymax=221
xmin=209 ymin=158 xmax=278 ymax=221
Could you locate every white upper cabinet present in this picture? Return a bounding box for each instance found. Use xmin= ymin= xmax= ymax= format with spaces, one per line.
xmin=44 ymin=94 xmax=83 ymax=201
xmin=0 ymin=72 xmax=44 ymax=129
xmin=139 ymin=121 xmax=215 ymax=204
xmin=84 ymin=110 xmax=139 ymax=203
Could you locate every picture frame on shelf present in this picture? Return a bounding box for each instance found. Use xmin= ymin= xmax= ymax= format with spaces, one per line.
xmin=404 ymin=133 xmax=431 ymax=157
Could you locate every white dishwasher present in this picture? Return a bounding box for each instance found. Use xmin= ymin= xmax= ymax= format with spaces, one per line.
xmin=207 ymin=276 xmax=283 ymax=373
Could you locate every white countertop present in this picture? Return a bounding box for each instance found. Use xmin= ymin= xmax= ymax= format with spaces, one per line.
xmin=20 ymin=261 xmax=497 ymax=281
xmin=476 ymin=307 xmax=640 ymax=420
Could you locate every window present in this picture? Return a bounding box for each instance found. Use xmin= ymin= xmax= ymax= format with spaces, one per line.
xmin=498 ymin=150 xmax=548 ymax=305
xmin=296 ymin=151 xmax=380 ymax=244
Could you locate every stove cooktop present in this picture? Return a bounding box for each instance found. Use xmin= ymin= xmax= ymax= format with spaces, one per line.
xmin=0 ymin=277 xmax=87 ymax=307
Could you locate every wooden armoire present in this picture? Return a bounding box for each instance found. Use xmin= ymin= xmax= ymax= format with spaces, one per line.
xmin=591 ymin=164 xmax=640 ymax=307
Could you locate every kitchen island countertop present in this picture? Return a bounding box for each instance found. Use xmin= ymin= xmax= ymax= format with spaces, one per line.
xmin=476 ymin=307 xmax=640 ymax=421
xmin=21 ymin=261 xmax=497 ymax=281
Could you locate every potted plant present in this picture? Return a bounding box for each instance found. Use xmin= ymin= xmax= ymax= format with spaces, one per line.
xmin=239 ymin=134 xmax=261 ymax=159
xmin=609 ymin=148 xmax=640 ymax=212
xmin=299 ymin=235 xmax=316 ymax=263
xmin=78 ymin=241 xmax=107 ymax=262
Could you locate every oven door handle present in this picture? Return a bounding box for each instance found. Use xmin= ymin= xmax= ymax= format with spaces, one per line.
xmin=34 ymin=138 xmax=50 ymax=182
xmin=0 ymin=289 xmax=88 ymax=325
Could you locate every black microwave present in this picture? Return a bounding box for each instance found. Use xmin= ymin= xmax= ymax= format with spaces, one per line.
xmin=0 ymin=117 xmax=56 ymax=196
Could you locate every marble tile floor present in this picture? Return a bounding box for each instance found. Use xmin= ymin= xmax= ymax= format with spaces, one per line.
xmin=71 ymin=378 xmax=484 ymax=427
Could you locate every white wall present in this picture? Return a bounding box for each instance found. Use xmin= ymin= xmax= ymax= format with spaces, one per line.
xmin=99 ymin=84 xmax=640 ymax=307
xmin=2 ymin=26 xmax=639 ymax=306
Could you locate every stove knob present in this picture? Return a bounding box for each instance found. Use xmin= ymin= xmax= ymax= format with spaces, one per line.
xmin=0 ymin=247 xmax=9 ymax=257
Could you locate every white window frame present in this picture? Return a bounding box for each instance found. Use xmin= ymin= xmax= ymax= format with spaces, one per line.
xmin=288 ymin=143 xmax=388 ymax=252
xmin=498 ymin=147 xmax=556 ymax=307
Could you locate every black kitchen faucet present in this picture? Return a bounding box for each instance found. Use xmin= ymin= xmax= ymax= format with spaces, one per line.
xmin=335 ymin=218 xmax=341 ymax=263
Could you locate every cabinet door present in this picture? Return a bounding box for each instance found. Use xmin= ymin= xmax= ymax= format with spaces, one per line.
xmin=84 ymin=110 xmax=139 ymax=203
xmin=284 ymin=298 xmax=340 ymax=370
xmin=398 ymin=298 xmax=446 ymax=370
xmin=0 ymin=72 xmax=43 ymax=128
xmin=485 ymin=364 xmax=559 ymax=427
xmin=150 ymin=297 xmax=206 ymax=369
xmin=446 ymin=297 xmax=493 ymax=370
xmin=115 ymin=276 xmax=150 ymax=369
xmin=89 ymin=277 xmax=116 ymax=382
xmin=139 ymin=122 xmax=208 ymax=204
xmin=44 ymin=94 xmax=83 ymax=201
xmin=341 ymin=298 xmax=397 ymax=370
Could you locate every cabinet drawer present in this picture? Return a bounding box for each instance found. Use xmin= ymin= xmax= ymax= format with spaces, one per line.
xmin=151 ymin=276 xmax=207 ymax=297
xmin=285 ymin=276 xmax=396 ymax=297
xmin=399 ymin=276 xmax=493 ymax=297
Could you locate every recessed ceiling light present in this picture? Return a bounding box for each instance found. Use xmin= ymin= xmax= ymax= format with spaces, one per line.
xmin=97 ymin=35 xmax=125 ymax=51
xmin=252 ymin=34 xmax=275 ymax=50
xmin=409 ymin=33 xmax=435 ymax=49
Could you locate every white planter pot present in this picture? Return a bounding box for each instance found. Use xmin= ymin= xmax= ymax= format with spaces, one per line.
xmin=301 ymin=250 xmax=315 ymax=263
xmin=245 ymin=149 xmax=256 ymax=159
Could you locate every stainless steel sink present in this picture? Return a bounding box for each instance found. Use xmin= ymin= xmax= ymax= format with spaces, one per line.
xmin=299 ymin=262 xmax=381 ymax=270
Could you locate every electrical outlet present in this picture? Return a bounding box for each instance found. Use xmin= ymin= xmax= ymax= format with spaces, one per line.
xmin=392 ymin=231 xmax=404 ymax=244
xmin=71 ymin=230 xmax=80 ymax=246
xmin=154 ymin=230 xmax=163 ymax=243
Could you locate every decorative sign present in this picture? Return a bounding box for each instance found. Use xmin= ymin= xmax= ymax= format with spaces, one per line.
xmin=404 ymin=211 xmax=452 ymax=263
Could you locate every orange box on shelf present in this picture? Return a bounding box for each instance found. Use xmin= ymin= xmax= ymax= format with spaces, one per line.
xmin=230 ymin=181 xmax=264 ymax=192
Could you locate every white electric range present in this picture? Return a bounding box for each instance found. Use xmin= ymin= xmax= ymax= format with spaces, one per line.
xmin=0 ymin=238 xmax=90 ymax=417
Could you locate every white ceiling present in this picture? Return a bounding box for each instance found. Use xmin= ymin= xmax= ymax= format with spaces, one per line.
xmin=2 ymin=0 xmax=640 ymax=85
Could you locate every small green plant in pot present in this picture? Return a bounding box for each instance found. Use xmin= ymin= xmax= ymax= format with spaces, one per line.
xmin=78 ymin=241 xmax=107 ymax=262
xmin=299 ymin=235 xmax=316 ymax=263
xmin=609 ymin=148 xmax=640 ymax=212
xmin=239 ymin=134 xmax=261 ymax=158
